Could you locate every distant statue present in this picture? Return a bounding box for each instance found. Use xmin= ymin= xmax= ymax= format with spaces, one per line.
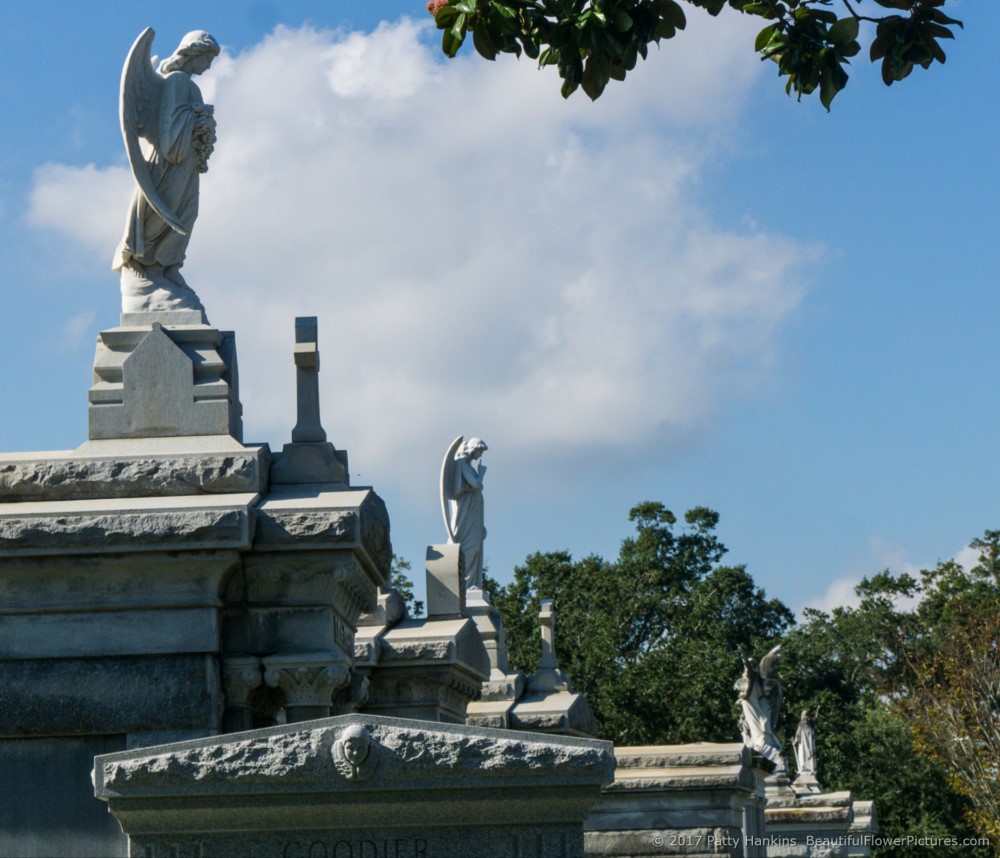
xmin=735 ymin=645 xmax=787 ymax=775
xmin=793 ymin=709 xmax=817 ymax=775
xmin=440 ymin=436 xmax=488 ymax=590
xmin=113 ymin=28 xmax=220 ymax=317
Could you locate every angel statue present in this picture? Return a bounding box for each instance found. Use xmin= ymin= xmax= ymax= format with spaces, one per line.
xmin=440 ymin=436 xmax=488 ymax=591
xmin=734 ymin=645 xmax=787 ymax=775
xmin=112 ymin=28 xmax=220 ymax=318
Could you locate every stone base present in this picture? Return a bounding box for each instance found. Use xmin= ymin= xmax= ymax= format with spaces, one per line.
xmin=584 ymin=744 xmax=768 ymax=858
xmin=360 ymin=617 xmax=489 ymax=723
xmin=88 ymin=322 xmax=242 ymax=441
xmin=765 ymin=790 xmax=857 ymax=857
xmin=792 ymin=771 xmax=824 ymax=795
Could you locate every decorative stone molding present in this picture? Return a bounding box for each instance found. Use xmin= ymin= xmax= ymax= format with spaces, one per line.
xmin=222 ymin=656 xmax=264 ymax=708
xmin=221 ymin=655 xmax=264 ymax=733
xmin=262 ymin=652 xmax=350 ymax=721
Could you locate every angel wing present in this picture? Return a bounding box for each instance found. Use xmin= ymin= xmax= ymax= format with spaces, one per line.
xmin=440 ymin=435 xmax=463 ymax=542
xmin=759 ymin=644 xmax=781 ymax=680
xmin=120 ymin=28 xmax=189 ymax=236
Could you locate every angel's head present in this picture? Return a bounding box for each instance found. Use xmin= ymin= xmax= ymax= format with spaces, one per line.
xmin=160 ymin=30 xmax=220 ymax=76
xmin=459 ymin=438 xmax=488 ymax=461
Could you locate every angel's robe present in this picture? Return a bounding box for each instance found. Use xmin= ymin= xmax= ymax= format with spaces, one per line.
xmin=794 ymin=719 xmax=817 ymax=774
xmin=449 ymin=460 xmax=486 ymax=590
xmin=113 ymin=71 xmax=208 ymax=272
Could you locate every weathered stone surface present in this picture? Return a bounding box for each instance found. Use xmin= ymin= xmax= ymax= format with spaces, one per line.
xmin=98 ymin=717 xmax=612 ymax=793
xmin=1 ymin=735 xmax=128 ymax=858
xmin=94 ymin=715 xmax=614 ymax=857
xmin=0 ymin=551 xmax=236 ymax=613
xmin=0 ymin=654 xmax=222 ymax=736
xmin=89 ymin=324 xmax=242 ymax=441
xmin=511 ymin=690 xmax=599 ymax=738
xmin=0 ymin=606 xmax=219 ymax=660
xmin=0 ymin=493 xmax=257 ymax=556
xmin=255 ymin=486 xmax=391 ymax=583
xmin=584 ymin=744 xmax=767 ymax=858
xmin=0 ymin=441 xmax=268 ymax=502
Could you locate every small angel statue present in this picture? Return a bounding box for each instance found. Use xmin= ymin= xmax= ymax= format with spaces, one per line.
xmin=440 ymin=436 xmax=488 ymax=591
xmin=112 ymin=28 xmax=220 ymax=318
xmin=734 ymin=644 xmax=787 ymax=775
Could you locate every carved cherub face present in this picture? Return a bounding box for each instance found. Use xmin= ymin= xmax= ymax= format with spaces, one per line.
xmin=341 ymin=726 xmax=370 ymax=765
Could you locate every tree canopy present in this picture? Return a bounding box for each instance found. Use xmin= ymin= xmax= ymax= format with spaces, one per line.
xmin=428 ymin=0 xmax=963 ymax=109
xmin=486 ymin=502 xmax=998 ymax=856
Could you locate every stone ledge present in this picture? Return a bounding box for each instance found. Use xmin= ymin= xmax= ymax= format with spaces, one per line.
xmin=0 ymin=440 xmax=269 ymax=503
xmin=254 ymin=486 xmax=390 ymax=582
xmin=0 ymin=493 xmax=258 ymax=556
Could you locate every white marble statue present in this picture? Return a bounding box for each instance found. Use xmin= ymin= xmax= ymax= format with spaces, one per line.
xmin=440 ymin=436 xmax=488 ymax=590
xmin=735 ymin=645 xmax=787 ymax=775
xmin=793 ymin=709 xmax=817 ymax=775
xmin=113 ymin=28 xmax=220 ymax=316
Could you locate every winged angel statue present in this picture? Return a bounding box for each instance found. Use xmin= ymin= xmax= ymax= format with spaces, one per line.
xmin=112 ymin=28 xmax=220 ymax=317
xmin=440 ymin=436 xmax=488 ymax=591
xmin=735 ymin=645 xmax=788 ymax=774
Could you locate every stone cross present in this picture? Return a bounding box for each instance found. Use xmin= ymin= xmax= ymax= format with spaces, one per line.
xmin=539 ymin=599 xmax=557 ymax=670
xmin=291 ymin=316 xmax=327 ymax=443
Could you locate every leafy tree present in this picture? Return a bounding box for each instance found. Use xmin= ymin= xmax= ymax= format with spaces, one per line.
xmin=783 ymin=534 xmax=1000 ymax=855
xmin=390 ymin=553 xmax=425 ymax=617
xmin=490 ymin=502 xmax=793 ymax=744
xmin=427 ymin=0 xmax=963 ymax=109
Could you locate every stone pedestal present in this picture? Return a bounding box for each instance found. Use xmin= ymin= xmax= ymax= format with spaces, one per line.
xmin=88 ymin=317 xmax=242 ymax=442
xmin=355 ymin=545 xmax=489 ymax=724
xmin=845 ymin=801 xmax=877 ymax=858
xmin=92 ymin=714 xmax=616 ymax=858
xmin=474 ymin=599 xmax=597 ymax=738
xmin=765 ymin=782 xmax=857 ymax=857
xmin=584 ymin=744 xmax=770 ymax=858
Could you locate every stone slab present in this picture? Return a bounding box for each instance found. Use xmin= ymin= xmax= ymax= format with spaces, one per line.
xmin=0 ymin=552 xmax=236 ymax=614
xmin=0 ymin=735 xmax=128 ymax=858
xmin=222 ymin=605 xmax=355 ymax=657
xmin=94 ymin=715 xmax=615 ymax=857
xmin=254 ymin=485 xmax=391 ymax=581
xmin=0 ymin=440 xmax=268 ymax=502
xmin=0 ymin=606 xmax=219 ymax=660
xmin=379 ymin=617 xmax=489 ymax=675
xmin=0 ymin=492 xmax=258 ymax=556
xmin=0 ymin=654 xmax=222 ymax=736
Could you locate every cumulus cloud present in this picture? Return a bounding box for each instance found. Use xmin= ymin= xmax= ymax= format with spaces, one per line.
xmin=26 ymin=15 xmax=810 ymax=499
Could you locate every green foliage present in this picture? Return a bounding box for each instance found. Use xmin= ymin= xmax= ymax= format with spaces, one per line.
xmin=390 ymin=553 xmax=424 ymax=617
xmin=491 ymin=502 xmax=998 ymax=853
xmin=490 ymin=502 xmax=793 ymax=744
xmin=783 ymin=534 xmax=1000 ymax=854
xmin=428 ymin=0 xmax=962 ymax=109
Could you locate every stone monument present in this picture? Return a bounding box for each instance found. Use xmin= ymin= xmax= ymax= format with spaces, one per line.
xmin=735 ymin=645 xmax=787 ymax=777
xmin=93 ymin=714 xmax=616 ymax=857
xmin=441 ymin=435 xmax=488 ymax=594
xmin=792 ymin=709 xmax=822 ymax=795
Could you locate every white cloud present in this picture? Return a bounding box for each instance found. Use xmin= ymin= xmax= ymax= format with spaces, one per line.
xmin=806 ymin=537 xmax=981 ymax=617
xmin=26 ymin=16 xmax=810 ymax=499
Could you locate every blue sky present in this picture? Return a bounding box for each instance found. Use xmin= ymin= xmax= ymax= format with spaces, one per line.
xmin=1 ymin=1 xmax=996 ymax=615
